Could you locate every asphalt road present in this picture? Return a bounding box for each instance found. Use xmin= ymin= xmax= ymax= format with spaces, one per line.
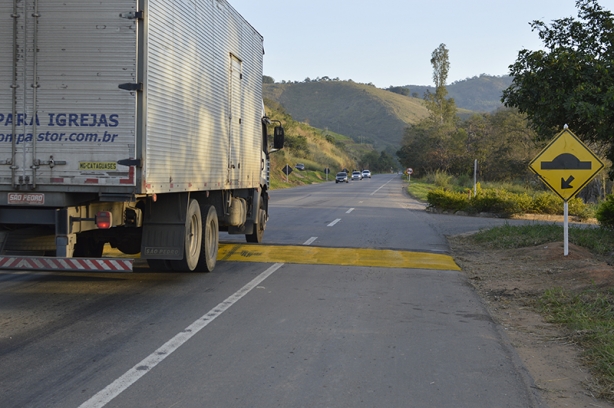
xmin=0 ymin=175 xmax=547 ymax=407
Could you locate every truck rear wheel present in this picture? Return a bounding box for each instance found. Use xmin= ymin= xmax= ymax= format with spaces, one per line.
xmin=246 ymin=206 xmax=266 ymax=243
xmin=170 ymin=199 xmax=202 ymax=272
xmin=195 ymin=205 xmax=218 ymax=272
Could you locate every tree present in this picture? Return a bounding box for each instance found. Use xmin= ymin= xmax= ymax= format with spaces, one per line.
xmin=360 ymin=150 xmax=398 ymax=173
xmin=502 ymin=0 xmax=614 ymax=177
xmin=262 ymin=75 xmax=275 ymax=84
xmin=386 ymin=86 xmax=410 ymax=97
xmin=396 ymin=44 xmax=459 ymax=175
xmin=424 ymin=44 xmax=457 ymax=125
xmin=397 ymin=108 xmax=540 ymax=180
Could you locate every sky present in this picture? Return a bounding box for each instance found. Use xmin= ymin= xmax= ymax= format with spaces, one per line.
xmin=229 ymin=0 xmax=614 ymax=88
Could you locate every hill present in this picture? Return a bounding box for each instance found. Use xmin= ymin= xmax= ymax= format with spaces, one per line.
xmin=264 ymin=99 xmax=374 ymax=188
xmin=264 ymin=81 xmax=430 ymax=152
xmin=406 ymin=75 xmax=513 ymax=112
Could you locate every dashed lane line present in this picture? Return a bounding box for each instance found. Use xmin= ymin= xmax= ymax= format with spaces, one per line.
xmin=303 ymin=237 xmax=318 ymax=245
xmin=327 ymin=218 xmax=341 ymax=227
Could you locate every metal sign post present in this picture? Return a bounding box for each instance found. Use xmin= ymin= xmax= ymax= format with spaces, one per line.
xmin=282 ymin=164 xmax=293 ymax=183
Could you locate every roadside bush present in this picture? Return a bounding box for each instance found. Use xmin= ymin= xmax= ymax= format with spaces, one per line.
xmin=427 ymin=187 xmax=591 ymax=217
xmin=420 ymin=170 xmax=594 ymax=217
xmin=487 ymin=182 xmax=530 ymax=195
xmin=456 ymin=174 xmax=473 ymax=189
xmin=567 ymin=197 xmax=593 ymax=220
xmin=596 ymin=195 xmax=614 ymax=228
xmin=284 ymin=135 xmax=310 ymax=157
xmin=530 ymin=192 xmax=561 ymax=215
xmin=427 ymin=189 xmax=469 ymax=212
xmin=433 ymin=170 xmax=454 ymax=189
xmin=471 ymin=189 xmax=531 ymax=216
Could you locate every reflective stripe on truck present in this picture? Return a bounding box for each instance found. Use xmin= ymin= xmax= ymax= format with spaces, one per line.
xmin=0 ymin=256 xmax=133 ymax=272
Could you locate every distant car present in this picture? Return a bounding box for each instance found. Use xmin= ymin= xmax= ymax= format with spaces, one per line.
xmin=351 ymin=171 xmax=363 ymax=180
xmin=362 ymin=170 xmax=371 ymax=178
xmin=335 ymin=172 xmax=348 ymax=183
xmin=295 ymin=163 xmax=305 ymax=171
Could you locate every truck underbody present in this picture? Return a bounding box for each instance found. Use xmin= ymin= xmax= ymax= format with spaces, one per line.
xmin=0 ymin=183 xmax=270 ymax=272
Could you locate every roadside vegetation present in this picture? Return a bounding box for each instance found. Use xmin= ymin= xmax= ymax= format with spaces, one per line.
xmin=539 ymin=288 xmax=614 ymax=401
xmin=470 ymin=223 xmax=614 ymax=255
xmin=265 ymin=98 xmax=399 ymax=189
xmin=264 ymin=98 xmax=357 ymax=189
xmin=465 ymin=223 xmax=614 ymax=401
xmin=406 ymin=169 xmax=612 ymax=220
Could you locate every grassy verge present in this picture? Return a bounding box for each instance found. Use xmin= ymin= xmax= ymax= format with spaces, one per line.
xmin=539 ymin=288 xmax=614 ymax=400
xmin=406 ymin=181 xmax=437 ymax=202
xmin=270 ymin=170 xmax=330 ymax=190
xmin=469 ymin=224 xmax=614 ymax=400
xmin=470 ymin=223 xmax=614 ymax=256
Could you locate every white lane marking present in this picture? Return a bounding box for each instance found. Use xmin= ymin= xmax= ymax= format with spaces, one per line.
xmin=346 ymin=208 xmax=355 ymax=214
xmin=79 ymin=263 xmax=285 ymax=408
xmin=327 ymin=219 xmax=341 ymax=227
xmin=303 ymin=237 xmax=318 ymax=246
xmin=370 ymin=178 xmax=394 ymax=196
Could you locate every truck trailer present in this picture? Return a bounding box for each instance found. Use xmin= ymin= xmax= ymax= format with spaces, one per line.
xmin=0 ymin=0 xmax=284 ymax=272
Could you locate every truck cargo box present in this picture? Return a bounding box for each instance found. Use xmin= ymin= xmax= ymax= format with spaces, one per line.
xmin=0 ymin=0 xmax=265 ymax=195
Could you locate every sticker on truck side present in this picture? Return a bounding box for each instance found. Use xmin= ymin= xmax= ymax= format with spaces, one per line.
xmin=8 ymin=193 xmax=45 ymax=205
xmin=0 ymin=112 xmax=122 ymax=144
xmin=79 ymin=162 xmax=117 ymax=171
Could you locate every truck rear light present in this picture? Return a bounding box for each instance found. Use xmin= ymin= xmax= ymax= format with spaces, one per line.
xmin=96 ymin=211 xmax=112 ymax=229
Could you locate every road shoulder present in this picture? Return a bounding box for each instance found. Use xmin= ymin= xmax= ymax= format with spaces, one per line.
xmin=449 ymin=236 xmax=614 ymax=408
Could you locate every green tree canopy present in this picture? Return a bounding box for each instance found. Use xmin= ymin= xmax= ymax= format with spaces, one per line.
xmin=502 ymin=0 xmax=614 ymax=177
xmin=424 ymin=44 xmax=457 ymax=125
xmin=360 ymin=150 xmax=398 ymax=173
xmin=397 ymin=108 xmax=539 ymax=180
xmin=386 ymin=86 xmax=410 ymax=97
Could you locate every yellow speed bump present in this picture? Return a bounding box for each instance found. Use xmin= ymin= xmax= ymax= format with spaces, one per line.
xmin=218 ymin=244 xmax=460 ymax=271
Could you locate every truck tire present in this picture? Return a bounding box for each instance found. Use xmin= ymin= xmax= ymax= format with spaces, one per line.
xmin=246 ymin=205 xmax=266 ymax=243
xmin=170 ymin=199 xmax=202 ymax=272
xmin=195 ymin=205 xmax=218 ymax=272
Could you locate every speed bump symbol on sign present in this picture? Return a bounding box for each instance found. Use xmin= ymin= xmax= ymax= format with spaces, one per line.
xmin=529 ymin=128 xmax=604 ymax=201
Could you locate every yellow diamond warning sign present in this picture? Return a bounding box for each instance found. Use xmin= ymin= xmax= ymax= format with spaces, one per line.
xmin=529 ymin=129 xmax=604 ymax=201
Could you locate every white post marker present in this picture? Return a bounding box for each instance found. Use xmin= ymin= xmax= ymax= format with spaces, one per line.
xmin=563 ymin=126 xmax=569 ymax=257
xmin=563 ymin=200 xmax=569 ymax=256
xmin=474 ymin=159 xmax=478 ymax=197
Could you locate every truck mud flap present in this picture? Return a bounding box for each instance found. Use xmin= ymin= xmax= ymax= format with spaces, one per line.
xmin=0 ymin=256 xmax=133 ymax=272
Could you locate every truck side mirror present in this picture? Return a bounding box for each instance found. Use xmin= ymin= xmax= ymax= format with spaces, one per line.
xmin=273 ymin=126 xmax=284 ymax=149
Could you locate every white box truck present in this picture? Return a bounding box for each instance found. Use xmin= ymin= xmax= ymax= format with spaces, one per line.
xmin=0 ymin=0 xmax=284 ymax=272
